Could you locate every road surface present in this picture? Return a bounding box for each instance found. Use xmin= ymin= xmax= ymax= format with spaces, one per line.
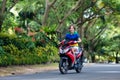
xmin=0 ymin=63 xmax=120 ymax=80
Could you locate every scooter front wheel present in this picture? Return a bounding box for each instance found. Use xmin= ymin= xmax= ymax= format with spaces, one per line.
xmin=75 ymin=58 xmax=83 ymax=73
xmin=59 ymin=59 xmax=68 ymax=74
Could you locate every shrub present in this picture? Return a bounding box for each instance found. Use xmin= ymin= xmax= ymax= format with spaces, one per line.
xmin=46 ymin=43 xmax=59 ymax=62
xmin=0 ymin=32 xmax=16 ymax=46
xmin=0 ymin=32 xmax=59 ymax=66
xmin=0 ymin=46 xmax=5 ymax=54
xmin=3 ymin=44 xmax=20 ymax=55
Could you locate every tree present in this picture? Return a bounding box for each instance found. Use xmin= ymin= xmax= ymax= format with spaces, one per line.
xmin=1 ymin=0 xmax=120 ymax=63
xmin=0 ymin=0 xmax=19 ymax=32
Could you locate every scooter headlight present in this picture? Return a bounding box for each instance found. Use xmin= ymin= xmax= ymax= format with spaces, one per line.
xmin=63 ymin=48 xmax=69 ymax=53
xmin=59 ymin=47 xmax=70 ymax=54
xmin=59 ymin=48 xmax=63 ymax=53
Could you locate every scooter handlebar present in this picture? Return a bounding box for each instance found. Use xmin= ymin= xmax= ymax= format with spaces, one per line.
xmin=59 ymin=40 xmax=78 ymax=46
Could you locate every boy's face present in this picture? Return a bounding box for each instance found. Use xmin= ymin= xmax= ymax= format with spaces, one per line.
xmin=69 ymin=26 xmax=74 ymax=34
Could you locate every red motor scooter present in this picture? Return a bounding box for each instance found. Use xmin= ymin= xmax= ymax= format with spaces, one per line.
xmin=59 ymin=40 xmax=83 ymax=74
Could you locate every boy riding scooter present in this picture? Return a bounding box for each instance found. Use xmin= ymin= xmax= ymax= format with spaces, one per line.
xmin=63 ymin=24 xmax=82 ymax=66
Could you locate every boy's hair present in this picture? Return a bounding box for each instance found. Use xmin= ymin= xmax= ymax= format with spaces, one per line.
xmin=68 ymin=24 xmax=76 ymax=30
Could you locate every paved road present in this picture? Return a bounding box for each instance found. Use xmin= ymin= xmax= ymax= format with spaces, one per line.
xmin=0 ymin=63 xmax=120 ymax=80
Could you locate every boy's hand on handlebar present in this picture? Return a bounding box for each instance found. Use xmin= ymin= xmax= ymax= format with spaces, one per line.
xmin=74 ymin=41 xmax=78 ymax=43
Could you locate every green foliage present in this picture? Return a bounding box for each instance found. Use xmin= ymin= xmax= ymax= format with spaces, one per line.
xmin=0 ymin=32 xmax=16 ymax=46
xmin=0 ymin=54 xmax=10 ymax=66
xmin=103 ymin=0 xmax=120 ymax=12
xmin=28 ymin=21 xmax=41 ymax=32
xmin=3 ymin=44 xmax=20 ymax=55
xmin=12 ymin=38 xmax=27 ymax=49
xmin=2 ymin=13 xmax=18 ymax=31
xmin=0 ymin=32 xmax=16 ymax=39
xmin=0 ymin=33 xmax=59 ymax=66
xmin=0 ymin=43 xmax=59 ymax=66
xmin=41 ymin=25 xmax=59 ymax=47
xmin=0 ymin=46 xmax=5 ymax=54
xmin=42 ymin=25 xmax=57 ymax=34
xmin=1 ymin=0 xmax=120 ymax=64
xmin=44 ymin=43 xmax=59 ymax=62
xmin=34 ymin=32 xmax=49 ymax=47
xmin=0 ymin=32 xmax=36 ymax=50
xmin=26 ymin=41 xmax=35 ymax=49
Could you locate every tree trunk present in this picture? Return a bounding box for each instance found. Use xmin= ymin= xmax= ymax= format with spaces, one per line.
xmin=91 ymin=53 xmax=95 ymax=63
xmin=0 ymin=15 xmax=4 ymax=32
xmin=0 ymin=0 xmax=7 ymax=32
xmin=42 ymin=2 xmax=50 ymax=26
xmin=42 ymin=0 xmax=57 ymax=26
xmin=115 ymin=52 xmax=119 ymax=64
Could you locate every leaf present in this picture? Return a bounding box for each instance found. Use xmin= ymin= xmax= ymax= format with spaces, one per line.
xmin=97 ymin=0 xmax=105 ymax=9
